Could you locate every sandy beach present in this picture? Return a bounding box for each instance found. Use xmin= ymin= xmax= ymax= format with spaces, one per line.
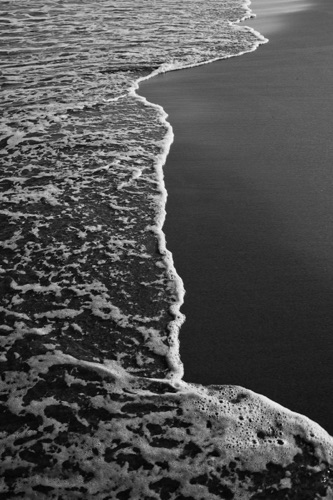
xmin=140 ymin=0 xmax=333 ymax=434
xmin=2 ymin=1 xmax=333 ymax=495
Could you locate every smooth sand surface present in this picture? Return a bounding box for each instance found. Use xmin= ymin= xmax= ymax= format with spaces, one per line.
xmin=240 ymin=0 xmax=314 ymax=34
xmin=140 ymin=0 xmax=333 ymax=434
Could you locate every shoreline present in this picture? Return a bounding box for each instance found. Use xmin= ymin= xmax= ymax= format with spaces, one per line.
xmin=140 ymin=0 xmax=333 ymax=434
xmin=130 ymin=0 xmax=270 ymax=382
xmin=1 ymin=1 xmax=333 ymax=495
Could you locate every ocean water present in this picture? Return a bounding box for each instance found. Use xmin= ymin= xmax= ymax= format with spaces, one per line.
xmin=1 ymin=0 xmax=333 ymax=497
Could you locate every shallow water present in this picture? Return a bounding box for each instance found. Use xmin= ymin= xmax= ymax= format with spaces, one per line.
xmin=0 ymin=0 xmax=265 ymax=376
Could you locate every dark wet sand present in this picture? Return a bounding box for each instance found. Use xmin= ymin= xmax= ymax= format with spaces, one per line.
xmin=140 ymin=0 xmax=333 ymax=434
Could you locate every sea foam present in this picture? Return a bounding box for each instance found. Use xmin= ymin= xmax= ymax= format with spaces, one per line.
xmin=0 ymin=0 xmax=332 ymax=497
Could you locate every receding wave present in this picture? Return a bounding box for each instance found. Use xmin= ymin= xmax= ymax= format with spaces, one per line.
xmin=0 ymin=0 xmax=332 ymax=498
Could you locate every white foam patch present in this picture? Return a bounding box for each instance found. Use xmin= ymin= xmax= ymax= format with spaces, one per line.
xmin=0 ymin=349 xmax=332 ymax=497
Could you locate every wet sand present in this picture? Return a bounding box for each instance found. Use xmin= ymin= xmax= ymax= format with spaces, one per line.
xmin=140 ymin=0 xmax=333 ymax=434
